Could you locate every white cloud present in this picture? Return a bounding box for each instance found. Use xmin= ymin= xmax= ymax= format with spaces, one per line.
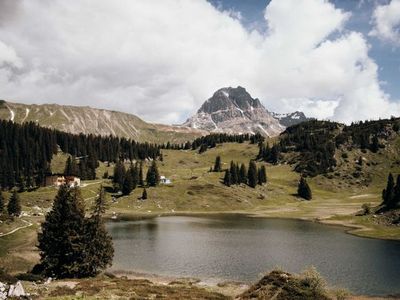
xmin=0 ymin=40 xmax=22 ymax=68
xmin=370 ymin=0 xmax=400 ymax=45
xmin=0 ymin=0 xmax=398 ymax=124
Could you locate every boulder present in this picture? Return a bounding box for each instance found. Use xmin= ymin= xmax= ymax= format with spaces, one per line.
xmin=8 ymin=281 xmax=26 ymax=297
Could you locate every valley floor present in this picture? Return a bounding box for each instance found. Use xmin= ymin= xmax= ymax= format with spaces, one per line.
xmin=0 ymin=142 xmax=399 ymax=298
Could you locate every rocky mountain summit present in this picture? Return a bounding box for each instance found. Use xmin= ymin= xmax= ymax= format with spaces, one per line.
xmin=183 ymin=86 xmax=307 ymax=136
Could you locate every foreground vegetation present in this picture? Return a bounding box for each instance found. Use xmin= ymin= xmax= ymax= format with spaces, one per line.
xmin=1 ymin=118 xmax=400 ymax=299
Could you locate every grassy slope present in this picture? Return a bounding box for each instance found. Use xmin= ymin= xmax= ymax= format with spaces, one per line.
xmin=108 ymin=140 xmax=399 ymax=240
xmin=0 ymin=101 xmax=204 ymax=143
xmin=1 ymin=139 xmax=399 ymax=275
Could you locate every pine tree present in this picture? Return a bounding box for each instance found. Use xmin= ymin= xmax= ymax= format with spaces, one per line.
xmin=142 ymin=188 xmax=148 ymax=200
xmin=270 ymin=145 xmax=280 ymax=164
xmin=122 ymin=171 xmax=134 ymax=195
xmin=199 ymin=144 xmax=208 ymax=154
xmin=297 ymin=176 xmax=312 ymax=200
xmin=248 ymin=161 xmax=258 ymax=188
xmin=64 ymin=156 xmax=78 ymax=176
xmin=146 ymin=161 xmax=160 ymax=187
xmin=258 ymin=165 xmax=267 ymax=185
xmin=83 ymin=186 xmax=114 ymax=276
xmin=230 ymin=161 xmax=238 ymax=185
xmin=7 ymin=190 xmax=21 ymax=217
xmin=223 ymin=170 xmax=231 ymax=187
xmin=0 ymin=190 xmax=4 ymax=214
xmin=384 ymin=174 xmax=400 ymax=209
xmin=36 ymin=186 xmax=87 ymax=278
xmin=382 ymin=173 xmax=395 ymax=206
xmin=213 ymin=156 xmax=222 ymax=172
xmin=139 ymin=162 xmax=144 ymax=186
xmin=392 ymin=174 xmax=400 ymax=209
xmin=370 ymin=135 xmax=379 ymax=153
xmin=113 ymin=161 xmax=126 ymax=191
xmin=239 ymin=163 xmax=247 ymax=185
xmin=131 ymin=164 xmax=138 ymax=190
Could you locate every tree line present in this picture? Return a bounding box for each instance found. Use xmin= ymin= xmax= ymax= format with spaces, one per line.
xmin=112 ymin=160 xmax=160 ymax=196
xmin=257 ymin=118 xmax=399 ymax=177
xmin=213 ymin=156 xmax=267 ymax=188
xmin=0 ymin=120 xmax=161 ymax=190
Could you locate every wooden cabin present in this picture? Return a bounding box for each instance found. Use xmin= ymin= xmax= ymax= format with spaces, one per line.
xmin=45 ymin=175 xmax=81 ymax=187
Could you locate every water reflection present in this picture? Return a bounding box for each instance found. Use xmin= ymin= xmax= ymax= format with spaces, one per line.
xmin=107 ymin=215 xmax=400 ymax=295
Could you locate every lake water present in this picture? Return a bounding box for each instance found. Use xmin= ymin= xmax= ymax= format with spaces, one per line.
xmin=106 ymin=215 xmax=400 ymax=295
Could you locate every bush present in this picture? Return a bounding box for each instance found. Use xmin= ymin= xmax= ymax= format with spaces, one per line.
xmin=0 ymin=268 xmax=17 ymax=284
xmin=300 ymin=267 xmax=328 ymax=298
xmin=361 ymin=203 xmax=371 ymax=215
xmin=333 ymin=288 xmax=350 ymax=300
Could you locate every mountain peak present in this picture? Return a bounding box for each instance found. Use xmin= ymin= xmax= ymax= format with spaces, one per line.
xmin=184 ymin=86 xmax=283 ymax=136
xmin=198 ymin=86 xmax=263 ymax=115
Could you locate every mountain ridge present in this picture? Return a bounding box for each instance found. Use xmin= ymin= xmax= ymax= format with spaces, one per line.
xmin=0 ymin=87 xmax=311 ymax=142
xmin=0 ymin=100 xmax=206 ymax=144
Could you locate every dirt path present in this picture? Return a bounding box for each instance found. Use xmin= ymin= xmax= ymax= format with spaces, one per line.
xmin=0 ymin=219 xmax=33 ymax=237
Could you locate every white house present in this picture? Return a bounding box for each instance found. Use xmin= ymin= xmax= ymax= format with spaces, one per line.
xmin=160 ymin=175 xmax=171 ymax=184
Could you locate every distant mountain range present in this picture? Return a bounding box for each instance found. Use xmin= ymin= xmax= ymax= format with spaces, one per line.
xmin=0 ymin=87 xmax=310 ymax=142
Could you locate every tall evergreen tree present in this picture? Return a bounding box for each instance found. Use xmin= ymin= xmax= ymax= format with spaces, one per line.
xmin=248 ymin=161 xmax=258 ymax=188
xmin=146 ymin=161 xmax=160 ymax=187
xmin=258 ymin=165 xmax=267 ymax=185
xmin=230 ymin=161 xmax=238 ymax=185
xmin=0 ymin=190 xmax=4 ymax=214
xmin=213 ymin=156 xmax=222 ymax=172
xmin=239 ymin=163 xmax=247 ymax=185
xmin=297 ymin=176 xmax=312 ymax=200
xmin=113 ymin=161 xmax=126 ymax=191
xmin=83 ymin=186 xmax=114 ymax=276
xmin=131 ymin=164 xmax=138 ymax=190
xmin=7 ymin=190 xmax=21 ymax=217
xmin=370 ymin=135 xmax=379 ymax=153
xmin=36 ymin=186 xmax=87 ymax=278
xmin=138 ymin=162 xmax=144 ymax=186
xmin=122 ymin=171 xmax=134 ymax=195
xmin=142 ymin=188 xmax=148 ymax=200
xmin=382 ymin=173 xmax=395 ymax=206
xmin=223 ymin=170 xmax=231 ymax=187
xmin=391 ymin=174 xmax=400 ymax=209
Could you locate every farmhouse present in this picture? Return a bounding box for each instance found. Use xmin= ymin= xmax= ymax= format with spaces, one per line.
xmin=160 ymin=175 xmax=171 ymax=184
xmin=45 ymin=175 xmax=81 ymax=187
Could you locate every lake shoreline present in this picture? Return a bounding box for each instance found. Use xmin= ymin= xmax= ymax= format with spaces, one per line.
xmin=105 ymin=210 xmax=400 ymax=241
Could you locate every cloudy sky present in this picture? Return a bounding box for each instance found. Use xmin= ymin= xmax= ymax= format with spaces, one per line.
xmin=0 ymin=0 xmax=399 ymax=124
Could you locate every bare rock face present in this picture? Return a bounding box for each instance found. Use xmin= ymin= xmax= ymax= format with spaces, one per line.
xmin=183 ymin=86 xmax=284 ymax=137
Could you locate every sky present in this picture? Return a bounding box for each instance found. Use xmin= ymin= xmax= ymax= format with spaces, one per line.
xmin=0 ymin=0 xmax=399 ymax=124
